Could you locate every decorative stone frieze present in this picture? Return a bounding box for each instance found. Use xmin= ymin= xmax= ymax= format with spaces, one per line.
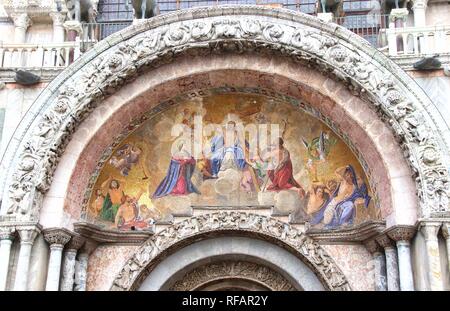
xmin=0 ymin=6 xmax=447 ymax=226
xmin=111 ymin=212 xmax=351 ymax=291
xmin=170 ymin=260 xmax=296 ymax=291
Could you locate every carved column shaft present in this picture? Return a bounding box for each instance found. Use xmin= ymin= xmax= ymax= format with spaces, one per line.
xmin=376 ymin=234 xmax=400 ymax=291
xmin=13 ymin=226 xmax=39 ymax=291
xmin=412 ymin=0 xmax=428 ymax=27
xmin=0 ymin=228 xmax=15 ymax=291
xmin=365 ymin=239 xmax=387 ymax=291
xmin=74 ymin=240 xmax=97 ymax=291
xmin=50 ymin=12 xmax=66 ymax=42
xmin=44 ymin=229 xmax=71 ymax=291
xmin=420 ymin=222 xmax=443 ymax=291
xmin=60 ymin=235 xmax=85 ymax=291
xmin=442 ymin=224 xmax=450 ymax=275
xmin=11 ymin=13 xmax=32 ymax=43
xmin=388 ymin=226 xmax=416 ymax=291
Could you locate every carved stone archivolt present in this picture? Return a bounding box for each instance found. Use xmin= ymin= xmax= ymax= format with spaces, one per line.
xmin=110 ymin=212 xmax=351 ymax=291
xmin=0 ymin=6 xmax=449 ymax=224
xmin=169 ymin=260 xmax=296 ymax=291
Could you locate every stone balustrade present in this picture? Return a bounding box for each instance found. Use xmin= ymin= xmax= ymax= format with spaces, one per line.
xmin=384 ymin=25 xmax=450 ymax=56
xmin=0 ymin=41 xmax=81 ymax=69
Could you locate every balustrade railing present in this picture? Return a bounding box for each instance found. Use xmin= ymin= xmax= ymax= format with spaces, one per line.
xmin=0 ymin=41 xmax=81 ymax=69
xmin=382 ymin=25 xmax=450 ymax=56
xmin=80 ymin=21 xmax=133 ymax=52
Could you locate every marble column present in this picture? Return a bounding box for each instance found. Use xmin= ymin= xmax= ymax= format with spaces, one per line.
xmin=442 ymin=223 xmax=450 ymax=275
xmin=412 ymin=0 xmax=428 ymax=27
xmin=0 ymin=227 xmax=15 ymax=291
xmin=420 ymin=222 xmax=443 ymax=290
xmin=60 ymin=235 xmax=85 ymax=291
xmin=10 ymin=13 xmax=32 ymax=43
xmin=364 ymin=239 xmax=387 ymax=291
xmin=43 ymin=228 xmax=72 ymax=291
xmin=74 ymin=240 xmax=97 ymax=291
xmin=376 ymin=234 xmax=400 ymax=291
xmin=13 ymin=226 xmax=40 ymax=291
xmin=387 ymin=226 xmax=416 ymax=291
xmin=50 ymin=12 xmax=66 ymax=42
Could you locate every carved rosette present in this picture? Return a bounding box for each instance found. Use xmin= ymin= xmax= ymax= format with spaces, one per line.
xmin=43 ymin=228 xmax=72 ymax=247
xmin=170 ymin=261 xmax=296 ymax=291
xmin=1 ymin=6 xmax=449 ymax=224
xmin=110 ymin=212 xmax=351 ymax=291
xmin=386 ymin=225 xmax=417 ymax=242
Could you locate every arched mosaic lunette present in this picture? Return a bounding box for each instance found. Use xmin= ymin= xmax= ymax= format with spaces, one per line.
xmin=79 ymin=87 xmax=379 ymax=220
xmin=110 ymin=211 xmax=352 ymax=291
xmin=0 ymin=6 xmax=448 ymax=222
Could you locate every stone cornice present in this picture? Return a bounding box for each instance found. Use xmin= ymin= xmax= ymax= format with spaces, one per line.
xmin=73 ymin=222 xmax=154 ymax=245
xmin=306 ymin=221 xmax=386 ymax=243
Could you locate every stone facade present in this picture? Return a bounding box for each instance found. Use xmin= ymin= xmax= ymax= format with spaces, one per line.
xmin=0 ymin=4 xmax=449 ymax=291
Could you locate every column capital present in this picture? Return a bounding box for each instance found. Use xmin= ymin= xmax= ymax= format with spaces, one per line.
xmin=66 ymin=234 xmax=85 ymax=252
xmin=441 ymin=223 xmax=450 ymax=239
xmin=10 ymin=12 xmax=32 ymax=29
xmin=376 ymin=234 xmax=395 ymax=249
xmin=419 ymin=221 xmax=441 ymax=241
xmin=412 ymin=0 xmax=428 ymax=10
xmin=386 ymin=225 xmax=417 ymax=242
xmin=43 ymin=228 xmax=72 ymax=247
xmin=17 ymin=225 xmax=40 ymax=244
xmin=63 ymin=20 xmax=83 ymax=35
xmin=49 ymin=12 xmax=66 ymax=27
xmin=0 ymin=227 xmax=16 ymax=241
xmin=364 ymin=239 xmax=383 ymax=254
xmin=80 ymin=239 xmax=98 ymax=256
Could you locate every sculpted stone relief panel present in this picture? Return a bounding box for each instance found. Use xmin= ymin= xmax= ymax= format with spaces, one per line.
xmin=1 ymin=7 xmax=448 ymax=225
xmin=111 ymin=211 xmax=351 ymax=291
xmin=86 ymin=92 xmax=379 ymax=231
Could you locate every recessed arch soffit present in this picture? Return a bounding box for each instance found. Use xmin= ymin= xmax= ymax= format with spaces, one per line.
xmin=1 ymin=6 xmax=449 ymax=223
xmin=110 ymin=211 xmax=351 ymax=291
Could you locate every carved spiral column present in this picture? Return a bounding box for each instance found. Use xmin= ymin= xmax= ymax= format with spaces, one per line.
xmin=10 ymin=13 xmax=32 ymax=43
xmin=74 ymin=240 xmax=97 ymax=291
xmin=43 ymin=228 xmax=72 ymax=291
xmin=364 ymin=239 xmax=387 ymax=291
xmin=442 ymin=223 xmax=450 ymax=275
xmin=13 ymin=226 xmax=40 ymax=291
xmin=387 ymin=226 xmax=416 ymax=291
xmin=419 ymin=222 xmax=443 ymax=290
xmin=0 ymin=227 xmax=15 ymax=291
xmin=376 ymin=234 xmax=400 ymax=291
xmin=60 ymin=234 xmax=85 ymax=291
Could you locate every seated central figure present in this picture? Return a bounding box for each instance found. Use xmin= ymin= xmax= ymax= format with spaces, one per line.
xmin=210 ymin=121 xmax=247 ymax=177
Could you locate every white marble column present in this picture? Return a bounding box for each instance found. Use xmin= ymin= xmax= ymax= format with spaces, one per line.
xmin=13 ymin=226 xmax=40 ymax=291
xmin=364 ymin=239 xmax=387 ymax=291
xmin=43 ymin=228 xmax=72 ymax=291
xmin=376 ymin=234 xmax=400 ymax=291
xmin=50 ymin=12 xmax=66 ymax=42
xmin=420 ymin=222 xmax=443 ymax=290
xmin=442 ymin=223 xmax=450 ymax=274
xmin=412 ymin=0 xmax=428 ymax=27
xmin=10 ymin=13 xmax=32 ymax=43
xmin=388 ymin=226 xmax=416 ymax=291
xmin=74 ymin=240 xmax=97 ymax=291
xmin=60 ymin=235 xmax=85 ymax=291
xmin=0 ymin=227 xmax=15 ymax=291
